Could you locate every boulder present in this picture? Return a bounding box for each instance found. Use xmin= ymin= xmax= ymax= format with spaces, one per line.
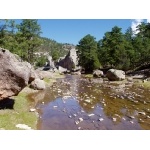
xmin=30 ymin=78 xmax=46 ymax=90
xmin=93 ymin=70 xmax=104 ymax=78
xmin=0 ymin=48 xmax=32 ymax=100
xmin=58 ymin=48 xmax=78 ymax=70
xmin=106 ymin=69 xmax=125 ymax=81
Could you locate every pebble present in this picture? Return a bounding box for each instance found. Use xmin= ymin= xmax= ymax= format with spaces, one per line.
xmin=147 ymin=116 xmax=150 ymax=119
xmin=88 ymin=114 xmax=95 ymax=117
xmin=130 ymin=121 xmax=134 ymax=124
xmin=68 ymin=115 xmax=72 ymax=118
xmin=129 ymin=116 xmax=135 ymax=119
xmin=42 ymin=102 xmax=44 ymax=104
xmin=84 ymin=99 xmax=91 ymax=103
xmin=78 ymin=127 xmax=81 ymax=130
xmin=113 ymin=118 xmax=117 ymax=122
xmin=29 ymin=108 xmax=36 ymax=112
xmin=98 ymin=118 xmax=104 ymax=121
xmin=53 ymin=106 xmax=58 ymax=108
xmin=73 ymin=114 xmax=77 ymax=117
xmin=79 ymin=118 xmax=83 ymax=122
xmin=75 ymin=121 xmax=79 ymax=125
xmin=122 ymin=117 xmax=126 ymax=120
xmin=138 ymin=112 xmax=146 ymax=115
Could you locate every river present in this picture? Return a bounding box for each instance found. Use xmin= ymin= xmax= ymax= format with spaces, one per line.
xmin=28 ymin=75 xmax=150 ymax=130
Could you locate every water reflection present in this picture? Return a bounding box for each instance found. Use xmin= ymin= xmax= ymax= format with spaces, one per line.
xmin=28 ymin=75 xmax=150 ymax=130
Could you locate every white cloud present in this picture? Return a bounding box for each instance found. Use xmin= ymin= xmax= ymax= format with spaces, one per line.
xmin=131 ymin=19 xmax=144 ymax=34
xmin=147 ymin=19 xmax=150 ymax=23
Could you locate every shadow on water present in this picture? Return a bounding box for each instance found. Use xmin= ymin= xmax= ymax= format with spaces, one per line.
xmin=0 ymin=98 xmax=14 ymax=109
xmin=28 ymin=75 xmax=150 ymax=130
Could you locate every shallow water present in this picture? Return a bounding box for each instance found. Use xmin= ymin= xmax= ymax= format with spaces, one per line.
xmin=29 ymin=75 xmax=150 ymax=130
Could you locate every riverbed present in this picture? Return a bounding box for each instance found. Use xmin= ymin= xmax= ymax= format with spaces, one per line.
xmin=28 ymin=75 xmax=150 ymax=130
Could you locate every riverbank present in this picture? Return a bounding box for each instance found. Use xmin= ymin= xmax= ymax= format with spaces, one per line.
xmin=0 ymin=72 xmax=64 ymax=130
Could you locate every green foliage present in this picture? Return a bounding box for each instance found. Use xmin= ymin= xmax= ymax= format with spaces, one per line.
xmin=52 ymin=50 xmax=59 ymax=61
xmin=35 ymin=55 xmax=47 ymax=67
xmin=77 ymin=34 xmax=100 ymax=72
xmin=1 ymin=19 xmax=150 ymax=72
xmin=37 ymin=37 xmax=69 ymax=59
xmin=17 ymin=19 xmax=42 ymax=64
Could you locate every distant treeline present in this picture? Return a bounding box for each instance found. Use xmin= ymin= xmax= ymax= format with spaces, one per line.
xmin=0 ymin=19 xmax=69 ymax=66
xmin=77 ymin=23 xmax=150 ymax=72
xmin=1 ymin=19 xmax=150 ymax=71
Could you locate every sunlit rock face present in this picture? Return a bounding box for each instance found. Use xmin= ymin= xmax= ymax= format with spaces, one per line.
xmin=106 ymin=69 xmax=125 ymax=81
xmin=0 ymin=47 xmax=32 ymax=100
xmin=58 ymin=47 xmax=78 ymax=71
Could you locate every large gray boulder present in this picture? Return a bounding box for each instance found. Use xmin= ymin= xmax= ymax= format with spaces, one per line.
xmin=106 ymin=69 xmax=125 ymax=81
xmin=58 ymin=47 xmax=78 ymax=71
xmin=0 ymin=48 xmax=33 ymax=100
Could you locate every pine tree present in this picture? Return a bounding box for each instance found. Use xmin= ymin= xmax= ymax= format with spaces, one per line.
xmin=77 ymin=34 xmax=100 ymax=72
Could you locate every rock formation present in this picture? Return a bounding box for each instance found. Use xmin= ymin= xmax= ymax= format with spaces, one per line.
xmin=58 ymin=47 xmax=78 ymax=71
xmin=0 ymin=48 xmax=36 ymax=100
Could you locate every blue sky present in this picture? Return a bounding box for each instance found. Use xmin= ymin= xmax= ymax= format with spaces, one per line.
xmin=15 ymin=19 xmax=149 ymax=45
xmin=38 ymin=19 xmax=132 ymax=45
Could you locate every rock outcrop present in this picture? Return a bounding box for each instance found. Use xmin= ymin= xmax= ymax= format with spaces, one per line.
xmin=0 ymin=48 xmax=34 ymax=100
xmin=43 ymin=55 xmax=55 ymax=71
xmin=106 ymin=69 xmax=125 ymax=81
xmin=58 ymin=47 xmax=78 ymax=71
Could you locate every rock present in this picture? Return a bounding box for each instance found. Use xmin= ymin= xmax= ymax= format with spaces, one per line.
xmin=93 ymin=70 xmax=104 ymax=78
xmin=44 ymin=55 xmax=55 ymax=70
xmin=88 ymin=114 xmax=95 ymax=117
xmin=129 ymin=121 xmax=134 ymax=124
xmin=75 ymin=121 xmax=79 ymax=125
xmin=58 ymin=47 xmax=78 ymax=71
xmin=0 ymin=48 xmax=33 ymax=100
xmin=98 ymin=118 xmax=104 ymax=121
xmin=53 ymin=106 xmax=58 ymax=108
xmin=138 ymin=112 xmax=146 ymax=115
xmin=73 ymin=114 xmax=77 ymax=117
xmin=79 ymin=118 xmax=83 ymax=122
xmin=16 ymin=124 xmax=32 ymax=130
xmin=84 ymin=99 xmax=91 ymax=103
xmin=112 ymin=118 xmax=117 ymax=122
xmin=29 ymin=108 xmax=36 ymax=112
xmin=30 ymin=78 xmax=46 ymax=90
xmin=106 ymin=69 xmax=125 ymax=81
xmin=127 ymin=77 xmax=133 ymax=82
